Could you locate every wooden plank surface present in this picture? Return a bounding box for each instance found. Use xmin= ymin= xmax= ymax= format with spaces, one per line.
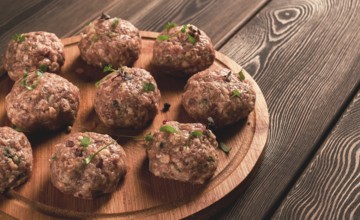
xmin=212 ymin=0 xmax=360 ymax=219
xmin=0 ymin=0 xmax=268 ymax=56
xmin=274 ymin=90 xmax=360 ymax=219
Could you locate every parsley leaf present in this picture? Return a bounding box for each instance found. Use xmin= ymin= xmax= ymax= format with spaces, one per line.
xmin=191 ymin=131 xmax=203 ymax=138
xmin=112 ymin=18 xmax=119 ymax=29
xmin=83 ymin=142 xmax=113 ymax=165
xmin=219 ymin=142 xmax=231 ymax=154
xmin=231 ymin=89 xmax=241 ymax=98
xmin=187 ymin=33 xmax=196 ymax=44
xmin=80 ymin=136 xmax=91 ymax=148
xmin=145 ymin=133 xmax=154 ymax=142
xmin=164 ymin=22 xmax=177 ymax=31
xmin=181 ymin=24 xmax=188 ymax=33
xmin=12 ymin=34 xmax=26 ymax=43
xmin=157 ymin=35 xmax=171 ymax=41
xmin=160 ymin=125 xmax=177 ymax=134
xmin=39 ymin=64 xmax=48 ymax=72
xmin=143 ymin=82 xmax=155 ymax=92
xmin=103 ymin=64 xmax=116 ymax=73
xmin=238 ymin=69 xmax=245 ymax=81
xmin=21 ymin=72 xmax=36 ymax=91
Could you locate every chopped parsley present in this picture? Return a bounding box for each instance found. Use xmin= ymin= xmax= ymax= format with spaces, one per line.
xmin=39 ymin=64 xmax=48 ymax=72
xmin=12 ymin=33 xmax=26 ymax=43
xmin=103 ymin=64 xmax=116 ymax=73
xmin=157 ymin=35 xmax=171 ymax=41
xmin=143 ymin=82 xmax=155 ymax=92
xmin=145 ymin=133 xmax=154 ymax=142
xmin=181 ymin=24 xmax=188 ymax=33
xmin=164 ymin=22 xmax=177 ymax=31
xmin=191 ymin=131 xmax=203 ymax=138
xmin=83 ymin=142 xmax=113 ymax=165
xmin=112 ymin=18 xmax=119 ymax=29
xmin=4 ymin=147 xmax=13 ymax=159
xmin=92 ymin=34 xmax=99 ymax=42
xmin=21 ymin=72 xmax=37 ymax=91
xmin=187 ymin=33 xmax=196 ymax=44
xmin=219 ymin=142 xmax=231 ymax=154
xmin=80 ymin=136 xmax=91 ymax=148
xmin=238 ymin=69 xmax=245 ymax=81
xmin=159 ymin=125 xmax=177 ymax=134
xmin=231 ymin=89 xmax=241 ymax=98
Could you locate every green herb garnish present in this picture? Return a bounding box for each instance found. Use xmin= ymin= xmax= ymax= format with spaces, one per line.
xmin=219 ymin=142 xmax=231 ymax=154
xmin=191 ymin=131 xmax=203 ymax=138
xmin=207 ymin=155 xmax=216 ymax=162
xmin=160 ymin=125 xmax=177 ymax=134
xmin=112 ymin=18 xmax=119 ymax=29
xmin=181 ymin=24 xmax=188 ymax=33
xmin=12 ymin=34 xmax=26 ymax=43
xmin=187 ymin=33 xmax=196 ymax=44
xmin=95 ymin=80 xmax=102 ymax=87
xmin=103 ymin=64 xmax=116 ymax=73
xmin=238 ymin=69 xmax=245 ymax=81
xmin=83 ymin=142 xmax=113 ymax=165
xmin=145 ymin=133 xmax=154 ymax=142
xmin=51 ymin=155 xmax=58 ymax=161
xmin=39 ymin=64 xmax=48 ymax=72
xmin=231 ymin=89 xmax=241 ymax=98
xmin=164 ymin=22 xmax=177 ymax=31
xmin=4 ymin=147 xmax=13 ymax=159
xmin=157 ymin=35 xmax=171 ymax=41
xmin=92 ymin=34 xmax=99 ymax=42
xmin=21 ymin=72 xmax=37 ymax=91
xmin=80 ymin=136 xmax=91 ymax=148
xmin=143 ymin=82 xmax=155 ymax=92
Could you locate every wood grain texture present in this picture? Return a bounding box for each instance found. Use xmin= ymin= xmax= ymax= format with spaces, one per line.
xmin=0 ymin=0 xmax=269 ymax=56
xmin=273 ymin=90 xmax=360 ymax=219
xmin=0 ymin=33 xmax=269 ymax=220
xmin=212 ymin=0 xmax=360 ymax=219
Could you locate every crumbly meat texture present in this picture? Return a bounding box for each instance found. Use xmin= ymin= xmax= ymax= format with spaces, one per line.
xmin=79 ymin=17 xmax=141 ymax=68
xmin=146 ymin=121 xmax=218 ymax=184
xmin=49 ymin=132 xmax=127 ymax=199
xmin=152 ymin=24 xmax=215 ymax=77
xmin=3 ymin=31 xmax=65 ymax=81
xmin=0 ymin=127 xmax=32 ymax=193
xmin=182 ymin=68 xmax=256 ymax=128
xmin=5 ymin=72 xmax=80 ymax=132
xmin=94 ymin=67 xmax=161 ymax=129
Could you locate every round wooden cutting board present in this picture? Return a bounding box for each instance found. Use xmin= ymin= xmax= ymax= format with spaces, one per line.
xmin=0 ymin=31 xmax=269 ymax=219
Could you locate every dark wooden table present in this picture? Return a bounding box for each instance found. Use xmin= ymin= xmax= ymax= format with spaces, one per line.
xmin=0 ymin=0 xmax=359 ymax=219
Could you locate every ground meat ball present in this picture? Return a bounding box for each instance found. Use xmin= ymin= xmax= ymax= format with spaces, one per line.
xmin=145 ymin=121 xmax=218 ymax=184
xmin=94 ymin=67 xmax=161 ymax=129
xmin=78 ymin=15 xmax=141 ymax=68
xmin=3 ymin=31 xmax=65 ymax=81
xmin=182 ymin=68 xmax=256 ymax=128
xmin=5 ymin=71 xmax=80 ymax=132
xmin=49 ymin=132 xmax=126 ymax=199
xmin=0 ymin=127 xmax=32 ymax=193
xmin=151 ymin=24 xmax=215 ymax=77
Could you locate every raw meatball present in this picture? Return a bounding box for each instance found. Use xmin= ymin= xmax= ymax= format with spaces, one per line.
xmin=152 ymin=24 xmax=215 ymax=77
xmin=49 ymin=132 xmax=126 ymax=199
xmin=182 ymin=68 xmax=256 ymax=128
xmin=3 ymin=31 xmax=65 ymax=81
xmin=94 ymin=67 xmax=161 ymax=129
xmin=145 ymin=121 xmax=218 ymax=184
xmin=0 ymin=127 xmax=32 ymax=193
xmin=79 ymin=14 xmax=141 ymax=68
xmin=5 ymin=71 xmax=80 ymax=132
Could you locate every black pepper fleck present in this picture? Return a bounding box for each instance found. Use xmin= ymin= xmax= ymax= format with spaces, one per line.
xmin=162 ymin=103 xmax=171 ymax=112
